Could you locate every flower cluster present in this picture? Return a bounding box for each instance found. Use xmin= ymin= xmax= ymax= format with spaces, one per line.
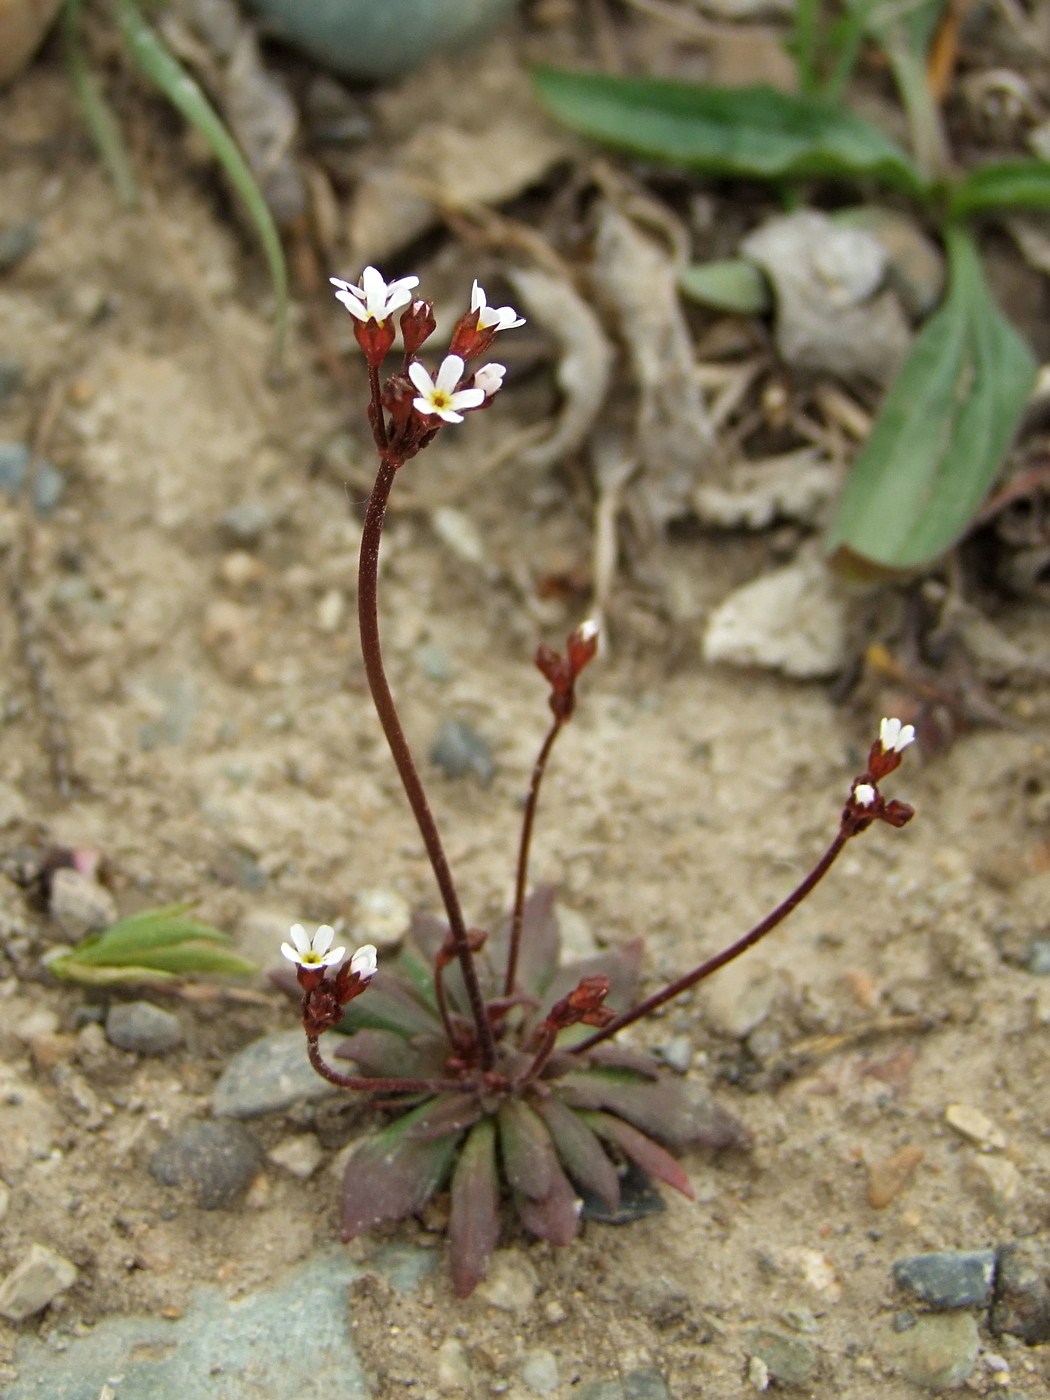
xmin=535 ymin=619 xmax=600 ymax=722
xmin=282 ymin=924 xmax=378 ymax=1036
xmin=329 ymin=265 xmax=523 ymax=465
xmin=843 ymin=716 xmax=917 ymax=834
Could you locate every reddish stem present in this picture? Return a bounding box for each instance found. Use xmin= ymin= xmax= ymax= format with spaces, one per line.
xmin=307 ymin=1036 xmax=465 ymax=1094
xmin=504 ymin=716 xmax=564 ymax=996
xmin=359 ymin=445 xmax=496 ymax=1072
xmin=517 ymin=1024 xmax=558 ymax=1087
xmin=433 ymin=957 xmax=458 ymax=1049
xmin=571 ymin=826 xmax=851 ymax=1054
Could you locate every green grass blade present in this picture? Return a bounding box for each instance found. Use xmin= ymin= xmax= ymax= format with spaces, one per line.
xmin=950 ymin=159 xmax=1050 ymax=217
xmin=109 ymin=0 xmax=288 ymax=358
xmin=63 ymin=0 xmax=139 ymax=207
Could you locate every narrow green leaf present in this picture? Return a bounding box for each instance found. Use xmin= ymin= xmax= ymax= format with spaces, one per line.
xmin=678 ymin=259 xmax=771 ymax=314
xmin=64 ymin=0 xmax=139 ymax=207
xmin=72 ymin=905 xmax=233 ymax=964
xmin=950 ymin=159 xmax=1050 ymax=218
xmin=532 ymin=68 xmax=925 ymax=194
xmin=47 ymin=957 xmax=178 ymax=985
xmin=826 ymin=225 xmax=1036 ymax=571
xmin=109 ymin=0 xmax=288 ymax=358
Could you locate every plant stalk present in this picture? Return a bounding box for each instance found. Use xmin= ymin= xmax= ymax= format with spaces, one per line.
xmin=306 ymin=1037 xmax=465 ymax=1094
xmin=504 ymin=715 xmax=564 ymax=996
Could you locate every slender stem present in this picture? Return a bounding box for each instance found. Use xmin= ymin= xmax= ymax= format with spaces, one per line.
xmin=504 ymin=716 xmax=564 ymax=996
xmin=368 ymin=364 xmax=388 ymax=451
xmin=572 ymin=827 xmax=851 ymax=1054
xmin=307 ymin=1036 xmax=465 ymax=1094
xmin=358 ymin=457 xmax=497 ymax=1070
xmin=433 ymin=958 xmax=458 ymax=1049
xmin=518 ymin=1025 xmax=558 ymax=1087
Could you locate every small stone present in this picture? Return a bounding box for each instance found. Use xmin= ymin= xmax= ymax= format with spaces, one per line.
xmin=658 ymin=1034 xmax=693 ymax=1073
xmin=891 ymin=1311 xmax=979 ymax=1389
xmin=780 ymin=1306 xmax=818 ymax=1334
xmin=633 ymin=1276 xmax=690 ymax=1327
xmin=220 ymin=501 xmax=272 ymax=544
xmin=868 ymin=1144 xmax=924 ymax=1209
xmin=105 ymin=1001 xmax=183 ymax=1055
xmin=0 ymin=442 xmax=65 ymax=513
xmin=352 ymin=886 xmax=410 ymax=950
xmin=990 ymin=1239 xmax=1050 ymax=1343
xmin=150 ymin=1119 xmax=262 ymax=1209
xmin=945 ymin=1103 xmax=1008 ymax=1150
xmin=0 ymin=1182 xmax=9 ymax=1222
xmin=894 ymin=1311 xmax=917 ymax=1332
xmin=202 ymin=599 xmax=259 ymax=681
xmin=574 ymin=1371 xmax=671 ymax=1400
xmin=0 ymin=1244 xmax=77 ymax=1321
xmin=1026 ymin=939 xmax=1050 ymax=975
xmin=543 ymin=1298 xmax=567 ymax=1324
xmin=580 ymin=1159 xmax=666 ymax=1224
xmin=212 ymin=1030 xmax=342 ymax=1117
xmin=415 ymin=642 xmax=454 ymax=682
xmin=476 ymin=1249 xmax=540 ymax=1312
xmin=0 ymin=359 xmax=23 ymax=400
xmin=431 ymin=719 xmax=495 ymax=785
xmin=520 ymin=1348 xmax=559 ymax=1395
xmin=702 ymin=959 xmax=779 ymax=1039
xmin=893 ymin=1250 xmax=996 ymax=1309
xmin=745 ymin=1327 xmax=816 ymax=1386
xmin=48 ymin=868 xmax=117 ymax=938
xmin=748 ymin=1356 xmax=770 ymax=1392
xmin=219 ymin=550 xmax=266 ymax=589
xmin=315 ymin=588 xmax=345 ymax=633
xmin=437 ymin=1335 xmax=472 ymax=1392
xmin=267 ymin=1133 xmax=323 ymax=1180
xmin=964 ymin=1154 xmax=1021 ymax=1216
xmin=0 ymin=221 xmax=38 ymax=272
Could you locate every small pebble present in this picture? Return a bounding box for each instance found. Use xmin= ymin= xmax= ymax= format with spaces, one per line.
xmin=658 ymin=1034 xmax=693 ymax=1074
xmin=220 ymin=550 xmax=266 ymax=589
xmin=892 ymin=1312 xmax=979 ymax=1389
xmin=150 ymin=1119 xmax=262 ymax=1209
xmin=573 ymin=1371 xmax=670 ymax=1400
xmin=780 ymin=1306 xmax=818 ymax=1334
xmin=476 ymin=1250 xmax=539 ymax=1312
xmin=0 ymin=359 xmax=23 ymax=399
xmin=894 ymin=1311 xmax=917 ymax=1332
xmin=415 ymin=642 xmax=454 ymax=682
xmin=964 ymin=1153 xmax=1021 ymax=1215
xmin=868 ymin=1144 xmax=924 ymax=1209
xmin=220 ymin=501 xmax=272 ymax=544
xmin=315 ymin=588 xmax=345 ymax=633
xmin=893 ymin=1249 xmax=996 ymax=1309
xmin=579 ymin=1160 xmax=666 ymax=1224
xmin=430 ymin=719 xmax=495 ymax=785
xmin=745 ymin=1326 xmax=816 ymax=1386
xmin=0 ymin=1243 xmax=77 ymax=1322
xmin=212 ymin=1030 xmax=341 ymax=1117
xmin=430 ymin=506 xmax=486 ymax=568
xmin=0 ymin=221 xmax=38 ymax=271
xmin=747 ymin=1356 xmax=770 ymax=1392
xmin=352 ymin=886 xmax=410 ymax=950
xmin=702 ymin=958 xmax=779 ymax=1038
xmin=990 ymin=1239 xmax=1050 ymax=1344
xmin=267 ymin=1133 xmax=323 ymax=1180
xmin=633 ymin=1276 xmax=690 ymax=1328
xmin=945 ymin=1103 xmax=1007 ymax=1150
xmin=1026 ymin=939 xmax=1050 ymax=975
xmin=436 ymin=1335 xmax=472 ymax=1391
xmin=106 ymin=1001 xmax=183 ymax=1055
xmin=543 ymin=1298 xmax=567 ymax=1324
xmin=0 ymin=441 xmax=65 ymax=513
xmin=520 ymin=1348 xmax=559 ymax=1395
xmin=49 ymin=867 xmax=117 ymax=938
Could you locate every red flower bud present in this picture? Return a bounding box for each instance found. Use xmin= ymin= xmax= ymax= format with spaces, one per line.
xmin=400 ymin=299 xmax=437 ymax=357
xmin=352 ymin=315 xmax=396 ymax=369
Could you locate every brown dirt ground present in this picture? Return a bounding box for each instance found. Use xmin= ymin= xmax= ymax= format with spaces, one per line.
xmin=2 ymin=34 xmax=1050 ymax=1400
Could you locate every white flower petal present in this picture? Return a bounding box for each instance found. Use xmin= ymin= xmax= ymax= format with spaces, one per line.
xmin=289 ymin=923 xmax=310 ymax=955
xmin=351 ymin=944 xmax=378 ymax=980
xmin=471 ymin=278 xmax=485 ymax=313
xmin=320 ymin=945 xmax=347 ymax=968
xmin=879 ymin=717 xmax=901 ymax=750
xmin=280 ymin=942 xmax=300 ymax=964
xmin=435 ymin=354 xmax=465 ymax=394
xmin=449 ymin=387 xmax=485 ymax=412
xmin=408 ymin=361 xmax=435 ymax=396
xmin=853 ymin=783 xmax=877 ymax=807
xmin=313 ymin=925 xmax=335 ymax=957
xmin=473 ymin=363 xmax=505 ymax=396
xmin=332 ymin=287 xmax=367 ymax=321
xmin=435 ymin=406 xmax=465 ymax=424
xmin=894 ymin=723 xmax=916 ymax=752
xmin=413 ymin=396 xmax=437 ymax=417
xmin=578 ymin=618 xmax=600 ymax=643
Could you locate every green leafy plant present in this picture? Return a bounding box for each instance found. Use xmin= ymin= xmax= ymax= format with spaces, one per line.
xmin=275 ymin=268 xmax=918 ymax=1296
xmin=46 ymin=903 xmax=256 ymax=984
xmin=532 ymin=61 xmax=1050 ymax=575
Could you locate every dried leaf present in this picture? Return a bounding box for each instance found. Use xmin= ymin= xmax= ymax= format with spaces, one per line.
xmin=534 ymin=1095 xmax=620 ymax=1211
xmin=514 ymin=1155 xmax=582 ymax=1245
xmin=582 ymin=1111 xmax=695 ymax=1199
xmin=505 ymin=268 xmax=615 ymax=471
xmin=449 ymin=1118 xmax=501 ymax=1298
xmin=340 ymin=1102 xmax=461 ymax=1239
xmin=498 ymin=1099 xmax=556 ymax=1200
xmin=592 ymin=203 xmax=713 ymax=527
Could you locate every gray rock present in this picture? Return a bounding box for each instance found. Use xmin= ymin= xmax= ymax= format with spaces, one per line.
xmin=891 ymin=1312 xmax=979 ymax=1389
xmin=742 ymin=210 xmax=911 ymax=385
xmin=49 ymin=867 xmax=117 ymax=938
xmin=520 ymin=1348 xmax=559 ymax=1395
xmin=0 ymin=359 xmax=23 ymax=400
xmin=150 ymin=1119 xmax=262 ymax=1209
xmin=893 ymin=1249 xmax=996 ymax=1309
xmin=745 ymin=1326 xmax=816 ymax=1386
xmin=702 ymin=958 xmax=780 ymax=1039
xmin=0 ymin=441 xmax=66 ymax=514
xmin=991 ymin=1239 xmax=1050 ymax=1343
xmin=6 ymin=1247 xmax=367 ymax=1399
xmin=212 ymin=1029 xmax=342 ymax=1117
xmin=574 ymin=1370 xmax=670 ymax=1400
xmin=475 ymin=1249 xmax=539 ymax=1312
xmin=658 ymin=1034 xmax=693 ymax=1074
xmin=430 ymin=719 xmax=495 ymax=785
xmin=579 ymin=1160 xmax=666 ymax=1224
xmin=0 ymin=1244 xmax=77 ymax=1322
xmin=835 ymin=207 xmax=946 ymax=319
xmin=106 ymin=1001 xmax=184 ymax=1055
xmin=220 ymin=500 xmax=272 ymax=544
xmin=0 ymin=221 xmax=38 ymax=272
xmin=1027 ymin=939 xmax=1050 ymax=975
xmin=633 ymin=1276 xmax=691 ymax=1328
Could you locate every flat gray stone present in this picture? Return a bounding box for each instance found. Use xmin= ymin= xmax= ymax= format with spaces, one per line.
xmin=893 ymin=1250 xmax=995 ymax=1309
xmin=574 ymin=1369 xmax=671 ymax=1400
xmin=991 ymin=1239 xmax=1050 ymax=1343
xmin=106 ymin=1001 xmax=183 ymax=1055
xmin=7 ymin=1248 xmax=367 ymax=1400
xmin=892 ymin=1312 xmax=979 ymax=1389
xmin=520 ymin=1347 xmax=559 ymax=1394
xmin=0 ymin=1244 xmax=77 ymax=1322
xmin=745 ymin=1325 xmax=817 ymax=1386
xmin=212 ymin=1030 xmax=342 ymax=1117
xmin=150 ymin=1119 xmax=262 ymax=1209
xmin=430 ymin=719 xmax=495 ymax=785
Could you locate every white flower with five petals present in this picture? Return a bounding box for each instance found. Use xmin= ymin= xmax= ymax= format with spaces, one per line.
xmin=331 ymin=266 xmax=419 ymax=323
xmin=471 ymin=280 xmax=525 ymax=332
xmin=281 ymin=923 xmax=346 ymax=969
xmin=879 ymin=717 xmax=916 ymax=753
xmin=472 ymin=362 xmax=506 ymax=397
xmin=409 ymin=355 xmax=485 ymax=424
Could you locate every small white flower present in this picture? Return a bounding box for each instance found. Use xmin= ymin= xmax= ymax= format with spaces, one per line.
xmin=879 ymin=717 xmax=916 ymax=753
xmin=577 ymin=618 xmax=600 ymax=644
xmin=409 ymin=354 xmax=485 ymax=424
xmin=281 ymin=923 xmax=346 ymax=969
xmin=472 ymin=362 xmax=506 ymax=397
xmin=331 ymin=265 xmax=419 ymax=323
xmin=471 ymin=280 xmax=525 ymax=333
xmin=853 ymin=783 xmax=877 ymax=807
xmin=350 ymin=944 xmax=378 ymax=981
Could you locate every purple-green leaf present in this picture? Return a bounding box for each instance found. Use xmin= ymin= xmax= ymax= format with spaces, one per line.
xmin=534 ymin=1094 xmax=620 ymax=1212
xmin=536 ymin=939 xmax=643 ymax=1023
xmin=514 ymin=1155 xmax=582 ymax=1245
xmin=498 ymin=1098 xmax=556 ymax=1200
xmin=582 ymin=1111 xmax=695 ymax=1200
xmin=405 ymin=1092 xmax=486 ymax=1141
xmin=337 ymin=970 xmax=442 ymax=1037
xmin=340 ymin=1101 xmax=461 ymax=1240
xmin=554 ymin=1068 xmax=700 ymax=1148
xmin=489 ymin=886 xmax=560 ymax=997
xmin=449 ymin=1118 xmax=501 ymax=1298
xmin=334 ymin=1029 xmax=431 ymax=1078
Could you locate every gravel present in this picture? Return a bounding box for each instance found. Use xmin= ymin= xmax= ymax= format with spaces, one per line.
xmin=892 ymin=1249 xmax=996 ymax=1309
xmin=0 ymin=1244 xmax=77 ymax=1322
xmin=150 ymin=1119 xmax=262 ymax=1209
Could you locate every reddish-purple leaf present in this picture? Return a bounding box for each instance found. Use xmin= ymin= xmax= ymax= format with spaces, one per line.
xmin=406 ymin=1092 xmax=485 ymax=1141
xmin=583 ymin=1045 xmax=662 ymax=1079
xmin=583 ymin=1110 xmax=695 ymax=1200
xmin=534 ymin=1095 xmax=620 ymax=1212
xmin=339 ymin=970 xmax=442 ymax=1037
xmin=498 ymin=1098 xmax=555 ymax=1200
xmin=534 ymin=939 xmax=644 ymax=1024
xmin=554 ymin=1069 xmax=698 ymax=1148
xmin=409 ymin=911 xmax=449 ymax=962
xmin=449 ymin=1118 xmax=501 ymax=1298
xmin=489 ymin=886 xmax=560 ymax=997
xmin=340 ymin=1101 xmax=461 ymax=1240
xmin=514 ymin=1155 xmax=582 ymax=1245
xmin=334 ymin=1029 xmax=430 ymax=1078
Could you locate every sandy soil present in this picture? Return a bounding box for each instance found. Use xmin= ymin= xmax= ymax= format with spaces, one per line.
xmin=2 ymin=45 xmax=1050 ymax=1400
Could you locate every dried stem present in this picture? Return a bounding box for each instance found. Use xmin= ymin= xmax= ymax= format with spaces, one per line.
xmin=504 ymin=715 xmax=564 ymax=995
xmin=572 ymin=826 xmax=851 ymax=1053
xmin=306 ymin=1036 xmax=465 ymax=1094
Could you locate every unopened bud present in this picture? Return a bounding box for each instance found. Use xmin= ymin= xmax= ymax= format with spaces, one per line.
xmin=400 ymin=299 xmax=437 ymax=357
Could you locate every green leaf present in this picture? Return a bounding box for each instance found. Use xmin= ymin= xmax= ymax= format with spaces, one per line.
xmin=341 ymin=1101 xmax=461 ymax=1239
xmin=950 ymin=159 xmax=1050 ymax=217
xmin=678 ymin=259 xmax=771 ymax=314
xmin=826 ymin=225 xmax=1036 ymax=572
xmin=109 ymin=0 xmax=288 ymax=358
xmin=449 ymin=1118 xmax=500 ymax=1298
xmin=63 ymin=0 xmax=139 ymax=207
xmin=70 ymin=905 xmax=234 ymax=964
xmin=532 ymin=68 xmax=925 ymax=194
